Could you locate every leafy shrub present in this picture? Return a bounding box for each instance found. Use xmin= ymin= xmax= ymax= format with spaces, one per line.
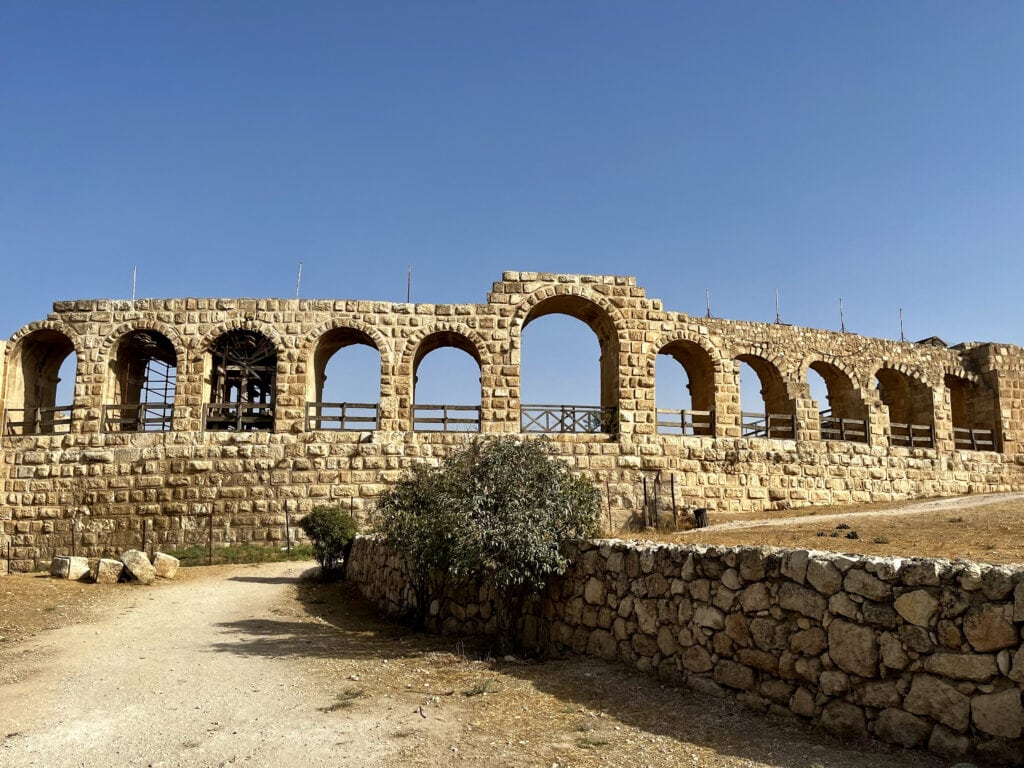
xmin=298 ymin=505 xmax=359 ymax=576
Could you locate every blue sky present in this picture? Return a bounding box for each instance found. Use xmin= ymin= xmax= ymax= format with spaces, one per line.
xmin=2 ymin=2 xmax=1022 ymax=410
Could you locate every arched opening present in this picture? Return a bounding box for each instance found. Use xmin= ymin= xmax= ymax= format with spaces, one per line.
xmin=808 ymin=361 xmax=868 ymax=443
xmin=412 ymin=331 xmax=481 ymax=432
xmin=3 ymin=329 xmax=76 ymax=435
xmin=103 ymin=330 xmax=177 ymax=432
xmin=737 ymin=354 xmax=795 ymax=439
xmin=307 ymin=328 xmax=381 ymax=430
xmin=655 ymin=340 xmax=715 ymax=436
xmin=945 ymin=374 xmax=999 ymax=451
xmin=205 ymin=330 xmax=278 ymax=431
xmin=875 ymin=367 xmax=934 ymax=448
xmin=520 ymin=296 xmax=619 ymax=435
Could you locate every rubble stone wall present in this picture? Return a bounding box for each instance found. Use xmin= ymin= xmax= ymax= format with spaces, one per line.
xmin=347 ymin=535 xmax=1024 ymax=765
xmin=3 ymin=273 xmax=1024 ymax=571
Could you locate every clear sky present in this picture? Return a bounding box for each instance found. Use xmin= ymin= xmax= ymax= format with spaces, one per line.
xmin=3 ymin=2 xmax=1022 ymax=410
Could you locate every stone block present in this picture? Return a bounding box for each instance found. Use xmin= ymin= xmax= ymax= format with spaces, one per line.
xmin=92 ymin=558 xmax=124 ymax=584
xmin=153 ymin=552 xmax=180 ymax=579
xmin=50 ymin=556 xmax=90 ymax=581
xmin=903 ymin=674 xmax=971 ymax=732
xmin=828 ymin=618 xmax=878 ymax=678
xmin=121 ymin=549 xmax=156 ymax=585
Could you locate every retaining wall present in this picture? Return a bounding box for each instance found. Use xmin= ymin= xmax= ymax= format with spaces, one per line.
xmin=347 ymin=536 xmax=1024 ymax=765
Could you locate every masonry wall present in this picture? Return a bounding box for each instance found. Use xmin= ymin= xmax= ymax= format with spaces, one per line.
xmin=347 ymin=536 xmax=1024 ymax=765
xmin=2 ymin=273 xmax=1024 ymax=571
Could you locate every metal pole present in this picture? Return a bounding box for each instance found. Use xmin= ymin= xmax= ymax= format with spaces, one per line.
xmin=641 ymin=476 xmax=649 ymax=529
xmin=840 ymin=297 xmax=846 ymax=333
xmin=775 ymin=289 xmax=782 ymax=324
xmin=131 ymin=265 xmax=137 ymax=301
xmin=208 ymin=513 xmax=213 ymax=566
xmin=295 ymin=261 xmax=303 ymax=299
xmin=899 ymin=307 xmax=906 ymax=342
xmin=670 ymin=473 xmax=678 ymax=529
xmin=605 ymin=479 xmax=613 ymax=532
xmin=705 ymin=289 xmax=712 ymax=318
xmin=71 ymin=517 xmax=76 ymax=557
xmin=7 ymin=542 xmax=11 ymax=575
xmin=285 ymin=508 xmax=291 ymax=555
xmin=141 ymin=518 xmax=147 ymax=555
xmin=406 ymin=265 xmax=412 ymax=303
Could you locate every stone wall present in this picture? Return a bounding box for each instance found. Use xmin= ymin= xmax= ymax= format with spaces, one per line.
xmin=347 ymin=535 xmax=1024 ymax=765
xmin=3 ymin=272 xmax=1024 ymax=571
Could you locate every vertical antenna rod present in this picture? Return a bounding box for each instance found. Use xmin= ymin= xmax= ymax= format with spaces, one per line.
xmin=899 ymin=307 xmax=906 ymax=342
xmin=705 ymin=288 xmax=712 ymax=318
xmin=407 ymin=265 xmax=412 ymax=303
xmin=775 ymin=289 xmax=782 ymax=324
xmin=840 ymin=297 xmax=846 ymax=333
xmin=131 ymin=265 xmax=137 ymax=301
xmin=295 ymin=261 xmax=303 ymax=299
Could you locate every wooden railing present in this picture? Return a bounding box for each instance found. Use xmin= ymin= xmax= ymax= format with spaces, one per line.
xmin=954 ymin=427 xmax=996 ymax=451
xmin=819 ymin=409 xmax=868 ymax=444
xmin=203 ymin=402 xmax=275 ymax=432
xmin=102 ymin=403 xmax=174 ymax=433
xmin=741 ymin=411 xmax=796 ymax=439
xmin=656 ymin=408 xmax=715 ymax=437
xmin=2 ymin=405 xmax=74 ymax=436
xmin=413 ymin=404 xmax=481 ymax=432
xmin=521 ymin=404 xmax=617 ymax=435
xmin=889 ymin=422 xmax=934 ymax=448
xmin=306 ymin=402 xmax=379 ymax=431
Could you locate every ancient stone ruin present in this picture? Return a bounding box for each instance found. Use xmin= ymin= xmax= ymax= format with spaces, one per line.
xmin=2 ymin=272 xmax=1023 ymax=570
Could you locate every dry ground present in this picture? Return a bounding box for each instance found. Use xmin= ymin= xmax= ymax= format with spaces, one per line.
xmin=0 ymin=562 xmax=946 ymax=768
xmin=634 ymin=491 xmax=1024 ymax=564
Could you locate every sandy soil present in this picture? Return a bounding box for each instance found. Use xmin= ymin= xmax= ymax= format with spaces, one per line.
xmin=0 ymin=561 xmax=949 ymax=768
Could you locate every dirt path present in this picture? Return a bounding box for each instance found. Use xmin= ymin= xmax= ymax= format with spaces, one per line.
xmin=0 ymin=562 xmax=948 ymax=768
xmin=688 ymin=491 xmax=1024 ymax=534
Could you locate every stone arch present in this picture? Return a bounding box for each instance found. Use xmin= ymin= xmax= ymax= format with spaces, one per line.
xmin=943 ymin=366 xmax=998 ymax=450
xmin=99 ymin=325 xmax=182 ymax=432
xmin=652 ymin=332 xmax=722 ymax=436
xmin=203 ymin=325 xmax=282 ymax=431
xmin=196 ymin=319 xmax=289 ymax=364
xmin=3 ymin=321 xmax=80 ymax=435
xmin=300 ymin=320 xmax=392 ymax=405
xmin=734 ymin=350 xmax=796 ymax=438
xmin=874 ymin=363 xmax=935 ymax=447
xmin=800 ymin=356 xmax=869 ymax=442
xmin=512 ymin=288 xmax=626 ymax=414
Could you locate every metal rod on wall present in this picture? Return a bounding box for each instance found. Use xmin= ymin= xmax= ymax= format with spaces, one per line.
xmin=406 ymin=265 xmax=412 ymax=303
xmin=295 ymin=261 xmax=303 ymax=299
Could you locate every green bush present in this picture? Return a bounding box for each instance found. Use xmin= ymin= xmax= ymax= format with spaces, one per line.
xmin=375 ymin=437 xmax=601 ymax=652
xmin=298 ymin=505 xmax=359 ymax=576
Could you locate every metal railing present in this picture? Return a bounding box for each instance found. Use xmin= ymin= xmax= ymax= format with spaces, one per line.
xmin=203 ymin=402 xmax=275 ymax=431
xmin=413 ymin=404 xmax=481 ymax=432
xmin=656 ymin=408 xmax=716 ymax=437
xmin=889 ymin=422 xmax=934 ymax=448
xmin=741 ymin=411 xmax=797 ymax=439
xmin=306 ymin=402 xmax=379 ymax=431
xmin=819 ymin=409 xmax=868 ymax=444
xmin=521 ymin=404 xmax=617 ymax=434
xmin=2 ymin=405 xmax=74 ymax=436
xmin=954 ymin=427 xmax=996 ymax=451
xmin=101 ymin=402 xmax=174 ymax=433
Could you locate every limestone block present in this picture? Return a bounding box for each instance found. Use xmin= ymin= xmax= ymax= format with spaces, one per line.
xmin=820 ymin=670 xmax=850 ymax=696
xmin=152 ymin=552 xmax=180 ymax=579
xmin=903 ymin=674 xmax=971 ymax=732
xmin=928 ymin=724 xmax=970 ymax=760
xmin=828 ymin=619 xmax=878 ymax=678
xmin=50 ymin=556 xmax=90 ymax=581
xmin=693 ymin=605 xmax=724 ymax=630
xmin=777 ymin=582 xmax=826 ymax=620
xmin=821 ymin=700 xmax=868 ymax=740
xmin=963 ymin=604 xmax=1017 ymax=652
xmin=806 ymin=558 xmax=842 ymax=595
xmin=735 ymin=648 xmax=778 ymax=675
xmin=874 ymin=708 xmax=932 ymax=748
xmin=585 ymin=629 xmax=617 ymax=660
xmin=790 ymin=686 xmax=816 ymax=718
xmin=894 ymin=589 xmax=939 ymax=627
xmin=843 ymin=569 xmax=891 ymax=601
xmin=713 ymin=660 xmax=756 ymax=691
xmin=92 ymin=558 xmax=124 ymax=584
xmin=902 ymin=560 xmax=943 ymax=587
xmin=780 ymin=549 xmax=809 ymax=584
xmin=858 ymin=680 xmax=900 ymax=709
xmin=923 ymin=652 xmax=998 ymax=682
xmin=121 ymin=549 xmax=156 ymax=585
xmin=790 ymin=628 xmax=827 ymax=656
xmin=738 ymin=582 xmax=770 ymax=612
xmin=583 ymin=577 xmax=605 ymax=605
xmin=971 ymin=687 xmax=1024 ymax=738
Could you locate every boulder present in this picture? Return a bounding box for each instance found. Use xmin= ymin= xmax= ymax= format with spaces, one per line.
xmin=50 ymin=556 xmax=90 ymax=581
xmin=963 ymin=604 xmax=1017 ymax=652
xmin=923 ymin=652 xmax=998 ymax=682
xmin=152 ymin=552 xmax=180 ymax=579
xmin=120 ymin=549 xmax=156 ymax=585
xmin=903 ymin=674 xmax=971 ymax=732
xmin=91 ymin=558 xmax=124 ymax=584
xmin=828 ymin=618 xmax=878 ymax=678
xmin=821 ymin=700 xmax=868 ymax=740
xmin=875 ymin=708 xmax=932 ymax=748
xmin=894 ymin=589 xmax=939 ymax=627
xmin=972 ymin=688 xmax=1024 ymax=738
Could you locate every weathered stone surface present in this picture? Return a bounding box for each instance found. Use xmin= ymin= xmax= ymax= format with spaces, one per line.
xmin=894 ymin=589 xmax=939 ymax=627
xmin=735 ymin=648 xmax=779 ymax=675
xmin=828 ymin=619 xmax=878 ymax=678
xmin=844 ymin=569 xmax=891 ymax=601
xmin=777 ymin=582 xmax=826 ymax=620
xmin=634 ymin=599 xmax=658 ymax=635
xmin=583 ymin=576 xmax=605 ymax=605
xmin=781 ymin=550 xmax=809 ymax=584
xmin=152 ymin=552 xmax=180 ymax=579
xmin=586 ymin=629 xmax=618 ymax=660
xmin=91 ymin=558 xmax=124 ymax=584
xmin=682 ymin=645 xmax=714 ymax=673
xmin=923 ymin=652 xmax=998 ymax=682
xmin=693 ymin=605 xmax=724 ymax=630
xmin=902 ymin=560 xmax=942 ymax=587
xmin=903 ymin=674 xmax=971 ymax=732
xmin=50 ymin=556 xmax=90 ymax=581
xmin=971 ymin=688 xmax=1024 ymax=738
xmin=819 ymin=669 xmax=850 ymax=695
xmin=821 ymin=700 xmax=868 ymax=740
xmin=963 ymin=604 xmax=1017 ymax=652
xmin=875 ymin=708 xmax=933 ymax=748
xmin=738 ymin=582 xmax=770 ymax=612
xmin=790 ymin=686 xmax=816 ymax=718
xmin=928 ymin=724 xmax=971 ymax=760
xmin=749 ymin=617 xmax=790 ymax=651
xmin=120 ymin=549 xmax=156 ymax=585
xmin=789 ymin=627 xmax=826 ymax=656
xmin=806 ymin=558 xmax=842 ymax=595
xmin=858 ymin=680 xmax=900 ymax=709
xmin=879 ymin=632 xmax=910 ymax=670
xmin=714 ymin=660 xmax=756 ymax=691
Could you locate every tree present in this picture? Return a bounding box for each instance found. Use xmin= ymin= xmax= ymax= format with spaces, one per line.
xmin=298 ymin=505 xmax=359 ymax=577
xmin=375 ymin=438 xmax=601 ymax=652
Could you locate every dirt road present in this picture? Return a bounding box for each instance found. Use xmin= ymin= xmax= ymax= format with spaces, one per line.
xmin=0 ymin=561 xmax=948 ymax=768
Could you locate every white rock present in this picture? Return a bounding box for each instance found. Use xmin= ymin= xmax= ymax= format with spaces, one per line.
xmin=152 ymin=552 xmax=180 ymax=579
xmin=50 ymin=556 xmax=90 ymax=581
xmin=120 ymin=549 xmax=157 ymax=585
